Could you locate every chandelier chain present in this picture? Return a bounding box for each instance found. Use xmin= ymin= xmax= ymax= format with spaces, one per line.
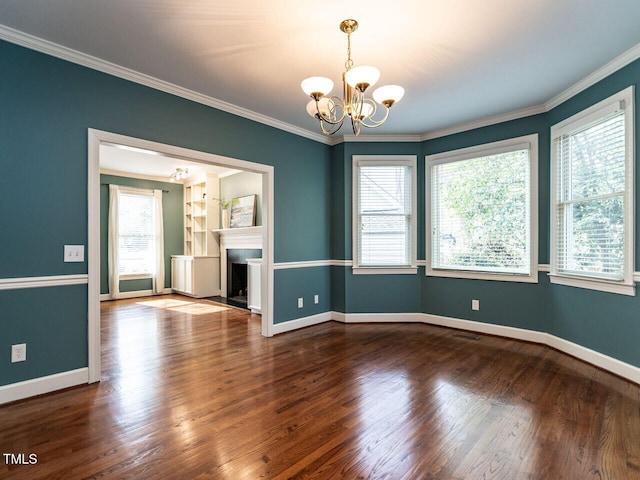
xmin=345 ymin=31 xmax=353 ymax=71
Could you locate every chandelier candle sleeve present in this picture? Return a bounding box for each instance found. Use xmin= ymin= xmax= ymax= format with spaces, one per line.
xmin=301 ymin=19 xmax=405 ymax=136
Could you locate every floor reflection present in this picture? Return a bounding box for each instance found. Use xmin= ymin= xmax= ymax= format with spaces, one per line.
xmin=433 ymin=378 xmax=537 ymax=477
xmin=136 ymin=298 xmax=231 ymax=315
xmin=356 ymin=371 xmax=414 ymax=475
xmin=111 ymin=308 xmax=161 ymax=420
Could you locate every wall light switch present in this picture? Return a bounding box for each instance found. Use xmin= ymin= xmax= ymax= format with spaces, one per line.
xmin=64 ymin=245 xmax=85 ymax=263
xmin=314 ymin=295 xmax=319 ymax=304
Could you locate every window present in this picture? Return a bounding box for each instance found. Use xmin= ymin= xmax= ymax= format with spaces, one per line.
xmin=118 ymin=190 xmax=157 ymax=277
xmin=426 ymin=134 xmax=538 ymax=282
xmin=353 ymin=155 xmax=417 ymax=274
xmin=550 ymin=86 xmax=635 ymax=295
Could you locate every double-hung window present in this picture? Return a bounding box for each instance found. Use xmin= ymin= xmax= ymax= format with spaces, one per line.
xmin=118 ymin=189 xmax=157 ymax=277
xmin=426 ymin=134 xmax=538 ymax=282
xmin=108 ymin=184 xmax=164 ymax=299
xmin=550 ymin=86 xmax=635 ymax=295
xmin=353 ymin=155 xmax=417 ymax=274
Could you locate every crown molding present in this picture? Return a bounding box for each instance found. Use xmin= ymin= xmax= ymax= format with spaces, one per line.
xmin=545 ymin=42 xmax=640 ymax=111
xmin=2 ymin=24 xmax=639 ymax=146
xmin=339 ymin=134 xmax=423 ymax=144
xmin=420 ymin=104 xmax=547 ymax=141
xmin=0 ymin=24 xmax=331 ymax=145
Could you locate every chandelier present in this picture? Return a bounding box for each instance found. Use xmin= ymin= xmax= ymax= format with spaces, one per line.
xmin=301 ymin=19 xmax=404 ymax=136
xmin=169 ymin=167 xmax=190 ymax=182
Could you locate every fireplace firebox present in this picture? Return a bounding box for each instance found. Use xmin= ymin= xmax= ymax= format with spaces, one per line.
xmin=226 ymin=248 xmax=261 ymax=308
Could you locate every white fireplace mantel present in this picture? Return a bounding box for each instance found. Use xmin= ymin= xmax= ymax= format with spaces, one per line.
xmin=213 ymin=226 xmax=262 ymax=250
xmin=213 ymin=226 xmax=263 ymax=297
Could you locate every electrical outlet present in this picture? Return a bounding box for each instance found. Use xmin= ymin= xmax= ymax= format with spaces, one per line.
xmin=314 ymin=294 xmax=319 ymax=304
xmin=11 ymin=344 xmax=26 ymax=363
xmin=472 ymin=299 xmax=480 ymax=311
xmin=298 ymin=297 xmax=304 ymax=309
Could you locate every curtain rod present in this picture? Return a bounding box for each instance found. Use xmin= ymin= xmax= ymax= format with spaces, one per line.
xmin=101 ymin=183 xmax=170 ymax=193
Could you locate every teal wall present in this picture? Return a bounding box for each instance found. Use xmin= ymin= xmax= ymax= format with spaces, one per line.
xmin=542 ymin=59 xmax=640 ymax=365
xmin=0 ymin=285 xmax=88 ymax=385
xmin=329 ymin=58 xmax=640 ymax=368
xmin=330 ymin=142 xmax=424 ymax=315
xmin=2 ymin=34 xmax=639 ymax=389
xmin=99 ymin=174 xmax=184 ymax=295
xmin=0 ymin=39 xmax=331 ymax=386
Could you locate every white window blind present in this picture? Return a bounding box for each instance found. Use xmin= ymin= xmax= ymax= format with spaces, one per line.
xmin=356 ymin=160 xmax=414 ymax=268
xmin=118 ymin=192 xmax=156 ymax=276
xmin=429 ymin=140 xmax=534 ymax=277
xmin=554 ymin=110 xmax=626 ymax=280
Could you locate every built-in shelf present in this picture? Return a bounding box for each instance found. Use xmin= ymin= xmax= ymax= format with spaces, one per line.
xmin=172 ymin=174 xmax=222 ymax=298
xmin=183 ymin=176 xmax=221 ymax=256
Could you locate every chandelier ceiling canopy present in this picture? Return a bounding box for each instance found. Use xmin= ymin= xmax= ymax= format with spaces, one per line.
xmin=301 ymin=19 xmax=404 ymax=136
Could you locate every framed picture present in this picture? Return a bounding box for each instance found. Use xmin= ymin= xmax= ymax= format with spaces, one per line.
xmin=230 ymin=194 xmax=257 ymax=228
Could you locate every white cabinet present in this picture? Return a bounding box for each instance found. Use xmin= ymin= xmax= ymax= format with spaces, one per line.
xmin=171 ymin=256 xmax=219 ymax=298
xmin=247 ymin=258 xmax=262 ymax=314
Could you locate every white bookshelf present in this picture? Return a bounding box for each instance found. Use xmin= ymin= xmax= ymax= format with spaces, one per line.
xmin=173 ymin=174 xmax=221 ymax=298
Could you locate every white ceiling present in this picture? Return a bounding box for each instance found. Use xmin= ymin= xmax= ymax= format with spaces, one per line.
xmin=1 ymin=0 xmax=640 ymax=139
xmin=100 ymin=144 xmax=239 ymax=181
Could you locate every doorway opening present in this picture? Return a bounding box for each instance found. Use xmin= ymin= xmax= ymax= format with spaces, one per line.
xmin=87 ymin=129 xmax=275 ymax=383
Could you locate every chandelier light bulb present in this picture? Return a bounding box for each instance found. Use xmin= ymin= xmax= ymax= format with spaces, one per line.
xmin=344 ymin=66 xmax=380 ymax=92
xmin=372 ymin=85 xmax=405 ymax=107
xmin=301 ymin=77 xmax=334 ymax=99
xmin=306 ymin=98 xmax=334 ymax=118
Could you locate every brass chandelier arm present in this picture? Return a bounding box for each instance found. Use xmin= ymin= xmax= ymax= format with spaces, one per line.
xmin=311 ymin=95 xmax=347 ymax=125
xmin=359 ymin=103 xmax=391 ymax=128
xmin=319 ymin=117 xmax=345 ymax=135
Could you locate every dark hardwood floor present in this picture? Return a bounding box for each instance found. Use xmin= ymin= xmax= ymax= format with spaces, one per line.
xmin=1 ymin=295 xmax=639 ymax=479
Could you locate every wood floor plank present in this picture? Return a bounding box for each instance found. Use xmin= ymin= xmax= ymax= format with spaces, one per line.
xmin=1 ymin=295 xmax=639 ymax=479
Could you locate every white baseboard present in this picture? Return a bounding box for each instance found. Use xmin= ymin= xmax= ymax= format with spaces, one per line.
xmin=421 ymin=313 xmax=549 ymax=344
xmin=272 ymin=311 xmax=334 ymax=335
xmin=0 ymin=368 xmax=88 ymax=405
xmin=338 ymin=311 xmax=427 ymax=324
xmin=544 ymin=334 xmax=640 ymax=384
xmin=332 ymin=311 xmax=640 ymax=385
xmin=100 ymin=288 xmax=173 ymax=301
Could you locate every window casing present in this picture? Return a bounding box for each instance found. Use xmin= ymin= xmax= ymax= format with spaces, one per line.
xmin=353 ymin=155 xmax=417 ymax=274
xmin=426 ymin=134 xmax=538 ymax=282
xmin=118 ymin=189 xmax=157 ymax=278
xmin=550 ymin=86 xmax=635 ymax=295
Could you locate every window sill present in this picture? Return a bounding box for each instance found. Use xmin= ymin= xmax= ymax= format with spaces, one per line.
xmin=353 ymin=266 xmax=418 ymax=275
xmin=548 ymin=274 xmax=635 ymax=296
xmin=426 ymin=268 xmax=538 ymax=283
xmin=120 ymin=274 xmax=152 ymax=281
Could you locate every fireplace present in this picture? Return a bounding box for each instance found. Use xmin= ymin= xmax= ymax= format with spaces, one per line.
xmin=226 ymin=248 xmax=262 ymax=308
